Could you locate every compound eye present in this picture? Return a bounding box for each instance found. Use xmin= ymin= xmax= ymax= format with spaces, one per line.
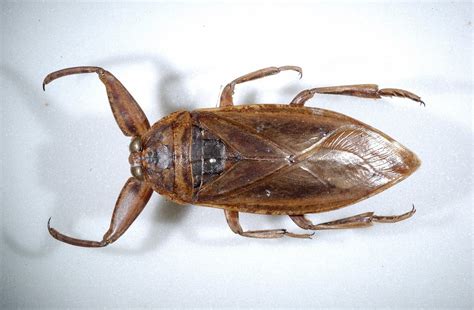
xmin=130 ymin=166 xmax=144 ymax=181
xmin=129 ymin=137 xmax=143 ymax=153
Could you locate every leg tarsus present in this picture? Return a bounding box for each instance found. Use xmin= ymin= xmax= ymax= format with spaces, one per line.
xmin=290 ymin=205 xmax=416 ymax=230
xmin=220 ymin=66 xmax=302 ymax=107
xmin=379 ymin=88 xmax=425 ymax=106
xmin=48 ymin=178 xmax=153 ymax=247
xmin=48 ymin=218 xmax=108 ymax=247
xmin=43 ymin=66 xmax=103 ymax=90
xmin=372 ymin=204 xmax=416 ymax=223
xmin=224 ymin=210 xmax=313 ymax=239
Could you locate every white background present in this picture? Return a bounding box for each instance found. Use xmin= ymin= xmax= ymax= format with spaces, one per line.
xmin=1 ymin=1 xmax=472 ymax=308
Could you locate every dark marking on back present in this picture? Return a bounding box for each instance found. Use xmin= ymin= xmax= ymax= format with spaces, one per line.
xmin=191 ymin=126 xmax=240 ymax=192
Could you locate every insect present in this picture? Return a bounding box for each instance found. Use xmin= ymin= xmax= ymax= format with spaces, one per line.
xmin=43 ymin=65 xmax=422 ymax=247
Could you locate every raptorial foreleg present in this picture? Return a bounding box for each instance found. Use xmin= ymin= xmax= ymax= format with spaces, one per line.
xmin=48 ymin=178 xmax=153 ymax=247
xmin=43 ymin=66 xmax=150 ymax=136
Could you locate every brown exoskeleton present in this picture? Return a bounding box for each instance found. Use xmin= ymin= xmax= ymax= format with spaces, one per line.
xmin=43 ymin=66 xmax=422 ymax=247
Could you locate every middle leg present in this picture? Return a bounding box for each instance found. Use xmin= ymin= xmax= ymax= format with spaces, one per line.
xmin=224 ymin=210 xmax=313 ymax=239
xmin=220 ymin=66 xmax=302 ymax=107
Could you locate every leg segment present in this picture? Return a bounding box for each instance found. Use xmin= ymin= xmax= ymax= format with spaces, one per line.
xmin=290 ymin=205 xmax=416 ymax=230
xmin=43 ymin=66 xmax=150 ymax=137
xmin=220 ymin=66 xmax=302 ymax=107
xmin=224 ymin=210 xmax=313 ymax=239
xmin=48 ymin=178 xmax=153 ymax=247
xmin=290 ymin=84 xmax=425 ymax=107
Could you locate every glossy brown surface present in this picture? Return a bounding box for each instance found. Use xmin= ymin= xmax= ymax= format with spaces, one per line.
xmin=43 ymin=65 xmax=422 ymax=245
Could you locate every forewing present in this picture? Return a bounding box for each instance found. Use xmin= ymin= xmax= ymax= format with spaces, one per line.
xmin=195 ymin=111 xmax=290 ymax=158
xmin=193 ymin=110 xmax=290 ymax=200
xmin=203 ymin=105 xmax=348 ymax=154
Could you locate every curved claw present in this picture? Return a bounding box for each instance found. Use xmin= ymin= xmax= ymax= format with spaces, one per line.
xmin=48 ymin=217 xmax=108 ymax=247
xmin=278 ymin=65 xmax=303 ymax=79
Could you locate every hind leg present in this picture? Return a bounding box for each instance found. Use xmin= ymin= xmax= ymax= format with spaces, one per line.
xmin=289 ymin=206 xmax=416 ymax=230
xmin=290 ymin=84 xmax=424 ymax=107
